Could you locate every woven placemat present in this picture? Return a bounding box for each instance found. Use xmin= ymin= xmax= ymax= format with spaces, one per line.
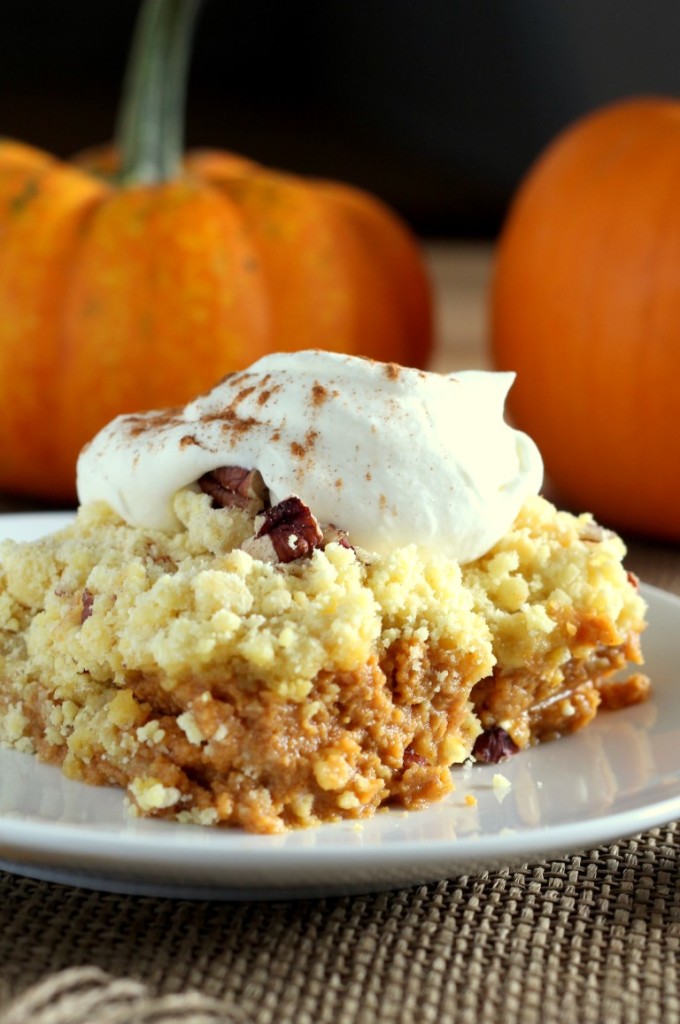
xmin=1 ymin=823 xmax=679 ymax=1024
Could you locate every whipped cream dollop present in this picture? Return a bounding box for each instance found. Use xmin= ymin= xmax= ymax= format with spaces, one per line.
xmin=76 ymin=350 xmax=543 ymax=563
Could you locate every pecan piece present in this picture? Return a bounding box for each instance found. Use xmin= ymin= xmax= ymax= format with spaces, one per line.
xmin=243 ymin=496 xmax=323 ymax=564
xmin=473 ymin=726 xmax=519 ymax=764
xmin=402 ymin=745 xmax=429 ymax=769
xmin=81 ymin=588 xmax=94 ymax=624
xmin=198 ymin=466 xmax=269 ymax=513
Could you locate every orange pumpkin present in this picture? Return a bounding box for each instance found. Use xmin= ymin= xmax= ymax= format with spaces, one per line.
xmin=0 ymin=1 xmax=431 ymax=502
xmin=491 ymin=97 xmax=680 ymax=542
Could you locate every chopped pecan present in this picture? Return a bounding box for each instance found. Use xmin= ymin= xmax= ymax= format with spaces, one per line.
xmin=243 ymin=496 xmax=323 ymax=564
xmin=240 ymin=534 xmax=279 ymax=564
xmin=473 ymin=726 xmax=519 ymax=764
xmin=402 ymin=745 xmax=429 ymax=769
xmin=198 ymin=466 xmax=269 ymax=513
xmin=81 ymin=588 xmax=94 ymax=624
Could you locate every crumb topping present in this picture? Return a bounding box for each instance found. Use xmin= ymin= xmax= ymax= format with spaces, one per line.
xmin=0 ymin=486 xmax=647 ymax=833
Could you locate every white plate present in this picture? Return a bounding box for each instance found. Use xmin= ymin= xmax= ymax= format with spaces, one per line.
xmin=0 ymin=512 xmax=678 ymax=900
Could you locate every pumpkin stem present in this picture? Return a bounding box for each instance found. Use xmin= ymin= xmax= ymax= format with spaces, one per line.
xmin=116 ymin=0 xmax=204 ymax=184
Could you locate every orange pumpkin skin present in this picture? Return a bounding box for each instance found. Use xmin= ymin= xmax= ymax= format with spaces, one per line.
xmin=0 ymin=142 xmax=431 ymax=501
xmin=491 ymin=98 xmax=680 ymax=541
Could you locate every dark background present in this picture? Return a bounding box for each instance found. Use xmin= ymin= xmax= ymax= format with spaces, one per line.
xmin=2 ymin=0 xmax=680 ymax=237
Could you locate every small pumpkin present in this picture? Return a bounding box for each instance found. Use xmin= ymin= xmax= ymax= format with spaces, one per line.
xmin=491 ymin=97 xmax=680 ymax=542
xmin=0 ymin=0 xmax=431 ymax=501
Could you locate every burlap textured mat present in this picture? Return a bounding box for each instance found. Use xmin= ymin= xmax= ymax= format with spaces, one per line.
xmin=1 ymin=823 xmax=679 ymax=1024
xmin=0 ymin=967 xmax=235 ymax=1024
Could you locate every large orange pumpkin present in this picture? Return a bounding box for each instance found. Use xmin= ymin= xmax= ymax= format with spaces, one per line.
xmin=491 ymin=97 xmax=680 ymax=542
xmin=0 ymin=0 xmax=431 ymax=502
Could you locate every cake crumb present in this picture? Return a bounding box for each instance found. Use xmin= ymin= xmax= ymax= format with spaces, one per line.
xmin=177 ymin=711 xmax=205 ymax=746
xmin=129 ymin=776 xmax=182 ymax=811
xmin=492 ymin=772 xmax=512 ymax=803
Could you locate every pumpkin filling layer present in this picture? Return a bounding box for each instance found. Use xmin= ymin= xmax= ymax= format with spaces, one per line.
xmin=0 ymin=489 xmax=647 ymax=833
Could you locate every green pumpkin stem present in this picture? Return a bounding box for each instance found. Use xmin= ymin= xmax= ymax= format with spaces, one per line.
xmin=116 ymin=0 xmax=204 ymax=184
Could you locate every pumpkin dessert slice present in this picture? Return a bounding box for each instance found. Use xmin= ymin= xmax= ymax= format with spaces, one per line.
xmin=0 ymin=351 xmax=649 ymax=830
xmin=0 ymin=349 xmax=530 ymax=833
xmin=0 ymin=489 xmax=493 ymax=833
